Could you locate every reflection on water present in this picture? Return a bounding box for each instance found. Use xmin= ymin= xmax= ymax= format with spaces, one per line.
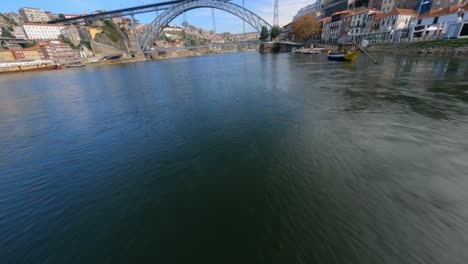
xmin=1 ymin=53 xmax=468 ymax=264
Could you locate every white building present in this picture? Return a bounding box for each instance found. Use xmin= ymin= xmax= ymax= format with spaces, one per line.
xmin=348 ymin=10 xmax=381 ymax=36
xmin=19 ymin=7 xmax=49 ymax=23
xmin=22 ymin=23 xmax=66 ymax=40
xmin=321 ymin=10 xmax=352 ymax=42
xmin=380 ymin=8 xmax=416 ymax=32
xmin=410 ymin=3 xmax=468 ymax=38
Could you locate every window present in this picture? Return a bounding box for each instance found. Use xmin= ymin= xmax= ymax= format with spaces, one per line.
xmin=433 ymin=17 xmax=439 ymax=24
xmin=418 ymin=19 xmax=422 ymax=24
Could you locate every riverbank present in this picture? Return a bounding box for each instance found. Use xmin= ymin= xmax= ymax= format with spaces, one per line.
xmin=147 ymin=47 xmax=258 ymax=60
xmin=367 ymin=38 xmax=468 ymax=56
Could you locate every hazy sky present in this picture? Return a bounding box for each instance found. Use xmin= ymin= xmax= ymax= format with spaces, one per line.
xmin=0 ymin=0 xmax=314 ymax=33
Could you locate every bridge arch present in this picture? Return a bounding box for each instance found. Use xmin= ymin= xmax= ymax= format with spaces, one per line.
xmin=139 ymin=0 xmax=271 ymax=52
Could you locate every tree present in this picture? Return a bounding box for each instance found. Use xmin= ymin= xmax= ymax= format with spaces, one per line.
xmin=271 ymin=25 xmax=281 ymax=39
xmin=259 ymin=26 xmax=269 ymax=41
xmin=292 ymin=14 xmax=320 ymax=42
xmin=58 ymin=14 xmax=66 ymax=19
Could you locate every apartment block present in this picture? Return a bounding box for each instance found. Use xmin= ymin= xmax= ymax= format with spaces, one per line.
xmin=19 ymin=7 xmax=49 ymax=23
xmin=39 ymin=41 xmax=80 ymax=62
xmin=22 ymin=23 xmax=66 ymax=40
xmin=0 ymin=51 xmax=15 ymax=62
xmin=11 ymin=48 xmax=42 ymax=61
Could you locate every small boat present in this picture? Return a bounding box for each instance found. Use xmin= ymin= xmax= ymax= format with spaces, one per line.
xmin=66 ymin=63 xmax=85 ymax=68
xmin=293 ymin=48 xmax=324 ymax=55
xmin=327 ymin=50 xmax=360 ymax=61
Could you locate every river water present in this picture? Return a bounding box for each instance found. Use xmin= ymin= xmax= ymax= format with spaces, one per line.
xmin=1 ymin=53 xmax=468 ymax=263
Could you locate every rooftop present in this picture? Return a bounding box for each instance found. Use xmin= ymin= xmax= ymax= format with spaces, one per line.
xmin=332 ymin=9 xmax=352 ymax=16
xmin=381 ymin=8 xmax=417 ymax=18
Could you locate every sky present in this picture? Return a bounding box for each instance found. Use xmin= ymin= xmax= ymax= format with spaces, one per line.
xmin=0 ymin=0 xmax=314 ymax=33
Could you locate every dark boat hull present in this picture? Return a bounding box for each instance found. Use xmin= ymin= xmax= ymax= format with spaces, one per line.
xmin=327 ymin=54 xmax=347 ymax=61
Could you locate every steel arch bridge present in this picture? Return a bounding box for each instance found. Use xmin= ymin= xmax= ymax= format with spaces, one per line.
xmin=139 ymin=0 xmax=271 ymax=52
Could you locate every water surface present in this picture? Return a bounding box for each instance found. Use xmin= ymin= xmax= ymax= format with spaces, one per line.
xmin=1 ymin=53 xmax=468 ymax=263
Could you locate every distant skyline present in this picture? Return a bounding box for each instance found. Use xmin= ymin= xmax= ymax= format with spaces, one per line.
xmin=0 ymin=0 xmax=314 ymax=33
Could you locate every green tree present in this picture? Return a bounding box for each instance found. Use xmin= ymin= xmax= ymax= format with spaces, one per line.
xmin=259 ymin=26 xmax=269 ymax=41
xmin=58 ymin=14 xmax=66 ymax=19
xmin=271 ymin=25 xmax=281 ymax=39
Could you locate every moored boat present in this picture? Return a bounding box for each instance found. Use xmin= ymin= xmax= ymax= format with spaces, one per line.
xmin=66 ymin=63 xmax=85 ymax=68
xmin=327 ymin=50 xmax=360 ymax=61
xmin=327 ymin=42 xmax=361 ymax=62
xmin=0 ymin=61 xmax=61 ymax=74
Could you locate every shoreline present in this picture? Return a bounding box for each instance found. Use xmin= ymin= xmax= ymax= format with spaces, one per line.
xmin=314 ymin=39 xmax=468 ymax=57
xmin=366 ymin=39 xmax=468 ymax=56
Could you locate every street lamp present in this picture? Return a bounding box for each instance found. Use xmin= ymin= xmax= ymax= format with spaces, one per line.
xmin=416 ymin=1 xmax=431 ymax=25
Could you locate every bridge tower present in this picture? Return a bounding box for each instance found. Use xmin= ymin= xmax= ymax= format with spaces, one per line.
xmin=273 ymin=0 xmax=279 ymax=26
xmin=182 ymin=13 xmax=191 ymax=47
xmin=211 ymin=8 xmax=216 ymax=33
xmin=242 ymin=0 xmax=245 ymax=33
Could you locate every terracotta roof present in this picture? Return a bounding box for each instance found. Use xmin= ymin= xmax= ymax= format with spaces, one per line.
xmin=374 ymin=13 xmax=385 ymax=20
xmin=320 ymin=16 xmax=331 ymax=22
xmin=332 ymin=9 xmax=352 ymax=16
xmin=11 ymin=45 xmax=41 ymax=51
xmin=348 ymin=7 xmax=372 ymax=16
xmin=381 ymin=8 xmax=416 ymax=18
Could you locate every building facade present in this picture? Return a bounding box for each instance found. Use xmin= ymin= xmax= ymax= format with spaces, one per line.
xmin=22 ymin=23 xmax=66 ymax=40
xmin=0 ymin=51 xmax=15 ymax=62
xmin=11 ymin=49 xmax=42 ymax=61
xmin=348 ymin=10 xmax=382 ymax=36
xmin=19 ymin=7 xmax=49 ymax=23
xmin=373 ymin=0 xmax=420 ymax=13
xmin=411 ymin=2 xmax=468 ymax=37
xmin=323 ymin=0 xmax=349 ymax=16
xmin=380 ymin=9 xmax=416 ymax=32
xmin=39 ymin=41 xmax=80 ymax=62
xmin=322 ymin=10 xmax=352 ymax=42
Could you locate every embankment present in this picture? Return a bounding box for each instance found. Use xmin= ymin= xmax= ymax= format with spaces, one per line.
xmin=148 ymin=46 xmax=258 ymax=60
xmin=367 ymin=39 xmax=468 ymax=56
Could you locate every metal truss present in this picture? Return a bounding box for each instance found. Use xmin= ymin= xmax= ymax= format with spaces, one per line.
xmin=139 ymin=0 xmax=271 ymax=52
xmin=49 ymin=0 xmax=188 ymax=24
